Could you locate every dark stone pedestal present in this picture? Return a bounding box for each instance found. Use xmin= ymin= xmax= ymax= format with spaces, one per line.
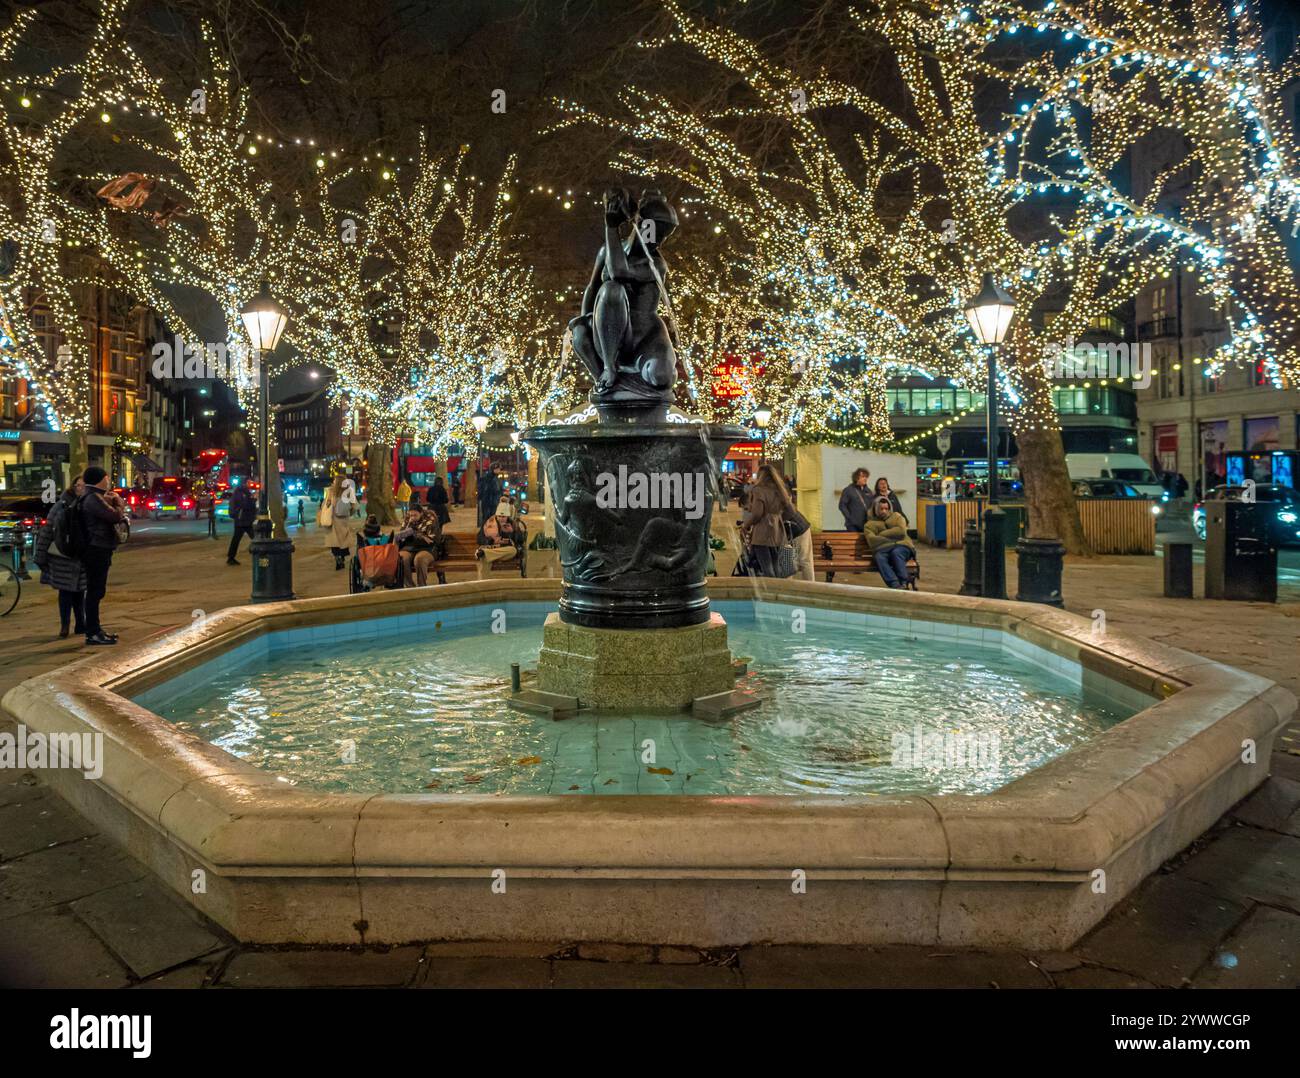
xmin=1163 ymin=541 xmax=1193 ymax=598
xmin=1015 ymin=537 xmax=1065 ymax=607
xmin=523 ymin=417 xmax=744 ymax=629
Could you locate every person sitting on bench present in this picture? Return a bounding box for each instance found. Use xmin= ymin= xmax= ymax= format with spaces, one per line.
xmin=477 ymin=499 xmax=523 ymax=578
xmin=395 ymin=507 xmax=442 ymax=587
xmin=863 ymin=495 xmax=915 ymax=589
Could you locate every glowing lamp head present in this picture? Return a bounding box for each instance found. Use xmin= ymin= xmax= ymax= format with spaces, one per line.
xmin=239 ymin=281 xmax=288 ymax=353
xmin=753 ymin=403 xmax=773 ymax=429
xmin=964 ymin=272 xmax=1016 ymax=345
xmin=471 ymin=405 xmax=490 ymax=434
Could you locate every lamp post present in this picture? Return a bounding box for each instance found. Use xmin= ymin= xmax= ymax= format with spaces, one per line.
xmin=753 ymin=402 xmax=772 ymax=466
xmin=239 ymin=281 xmax=291 ymax=603
xmin=471 ymin=404 xmax=490 ymax=526
xmin=964 ymin=272 xmax=1016 ymax=601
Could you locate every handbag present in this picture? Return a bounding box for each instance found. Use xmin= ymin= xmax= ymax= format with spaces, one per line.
xmin=358 ymin=538 xmax=399 ymax=586
xmin=318 ymin=497 xmax=333 ymax=527
xmin=114 ymin=518 xmax=130 ymax=546
xmin=773 ymin=544 xmax=796 ymax=578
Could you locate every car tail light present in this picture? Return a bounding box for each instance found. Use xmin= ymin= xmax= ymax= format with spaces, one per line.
xmin=147 ymin=500 xmax=158 ymax=509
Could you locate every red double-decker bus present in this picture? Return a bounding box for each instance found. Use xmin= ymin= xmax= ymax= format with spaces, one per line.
xmin=392 ymin=437 xmax=464 ymax=501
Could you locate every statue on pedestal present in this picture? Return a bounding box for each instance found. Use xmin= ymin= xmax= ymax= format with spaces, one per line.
xmin=568 ymin=188 xmax=680 ymax=414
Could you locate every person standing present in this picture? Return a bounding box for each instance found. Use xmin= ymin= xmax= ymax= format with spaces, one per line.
xmin=450 ymin=471 xmax=462 ymax=507
xmin=322 ymin=475 xmax=358 ymax=570
xmin=34 ymin=476 xmax=87 ymax=638
xmin=430 ymin=475 xmax=451 ymax=526
xmin=838 ymin=467 xmax=872 ymax=531
xmin=206 ymin=498 xmax=217 ymax=538
xmin=740 ymin=464 xmax=796 ymax=578
xmin=476 ymin=467 xmax=500 ymax=527
xmin=297 ymin=497 xmax=306 ymax=527
xmin=225 ymin=481 xmax=257 ymax=565
xmin=77 ymin=466 xmax=126 ymax=645
xmin=873 ymin=476 xmax=907 ymax=523
xmin=395 ymin=478 xmax=413 ymax=519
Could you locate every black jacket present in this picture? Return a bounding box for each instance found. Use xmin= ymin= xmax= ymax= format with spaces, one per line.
xmin=229 ymin=485 xmax=257 ymax=527
xmin=79 ymin=488 xmax=125 ymax=550
xmin=838 ymin=483 xmax=872 ymax=531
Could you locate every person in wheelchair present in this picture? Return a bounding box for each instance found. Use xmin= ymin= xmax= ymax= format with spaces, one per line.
xmin=863 ymin=495 xmax=916 ymax=589
xmin=395 ymin=506 xmax=443 ymax=587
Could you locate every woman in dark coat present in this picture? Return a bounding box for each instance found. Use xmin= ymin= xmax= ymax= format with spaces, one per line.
xmin=430 ymin=475 xmax=451 ymax=526
xmin=34 ymin=479 xmax=88 ymax=638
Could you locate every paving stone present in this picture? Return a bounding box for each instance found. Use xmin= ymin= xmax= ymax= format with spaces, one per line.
xmin=0 ymin=767 xmax=41 ymax=808
xmin=1179 ymin=828 xmax=1300 ymax=911
xmin=0 ymin=907 xmax=131 ymax=988
xmin=0 ymin=791 xmax=97 ymax=861
xmin=1052 ymin=966 xmax=1158 ymax=988
xmin=1282 ymin=809 xmax=1300 ymax=839
xmin=1270 ymin=751 xmax=1300 ymax=784
xmin=1075 ymin=874 xmax=1248 ymax=985
xmin=1192 ymin=907 xmax=1300 ymax=988
xmin=419 ymin=957 xmax=553 ymax=988
xmin=657 ymin=945 xmax=703 ymax=964
xmin=553 ymin=960 xmax=739 ymax=989
xmin=0 ymin=836 xmax=144 ymax=920
xmin=132 ymin=951 xmax=230 ymax=989
xmin=1033 ymin=952 xmax=1082 ymax=973
xmin=1230 ymin=777 xmax=1300 ymax=832
xmin=217 ymin=947 xmax=423 ymax=988
xmin=421 ymin=940 xmax=561 ymax=959
xmin=738 ymin=946 xmax=1047 ymax=988
xmin=71 ymin=878 xmax=226 ymax=978
xmin=576 ymin=941 xmax=655 ymax=964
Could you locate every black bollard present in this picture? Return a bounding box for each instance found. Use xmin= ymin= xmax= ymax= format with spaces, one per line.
xmin=982 ymin=506 xmax=1008 ymax=600
xmin=959 ymin=518 xmax=982 ymax=596
xmin=1163 ymin=541 xmax=1193 ymax=598
xmin=510 ymin=663 xmax=521 ymax=693
xmin=1015 ymin=537 xmax=1065 ymax=607
xmin=249 ymin=518 xmax=295 ymax=603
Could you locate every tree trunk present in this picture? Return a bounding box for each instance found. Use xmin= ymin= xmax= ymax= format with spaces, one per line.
xmin=67 ymin=429 xmax=89 ymax=487
xmin=527 ymin=452 xmax=539 ymax=507
xmin=1015 ymin=424 xmax=1090 ymax=554
xmin=366 ymin=443 xmax=398 ymax=525
xmin=464 ymin=464 xmax=478 ymax=511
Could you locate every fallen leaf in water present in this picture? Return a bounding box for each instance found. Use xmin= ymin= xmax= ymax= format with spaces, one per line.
xmin=603 ymin=778 xmax=618 ymax=785
xmin=516 ymin=755 xmax=542 ymax=766
xmin=795 ymin=777 xmax=831 ymax=788
xmin=568 ymin=784 xmax=580 ymax=790
xmin=269 ymin=711 xmax=282 ymax=717
xmin=647 ymin=766 xmax=674 ymax=775
xmin=463 ymin=774 xmax=484 ymax=784
xmin=740 ymin=744 xmax=752 ymax=751
xmin=423 ymin=780 xmax=440 ymax=789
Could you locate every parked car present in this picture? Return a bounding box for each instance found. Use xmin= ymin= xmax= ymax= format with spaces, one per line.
xmin=0 ymin=493 xmax=52 ymax=561
xmin=1192 ymin=484 xmax=1300 ymax=545
xmin=113 ymin=487 xmax=146 ymax=516
xmin=1072 ymin=477 xmax=1163 ymax=515
xmin=145 ymin=488 xmax=196 ymax=520
xmin=1065 ymin=453 xmax=1165 ymax=499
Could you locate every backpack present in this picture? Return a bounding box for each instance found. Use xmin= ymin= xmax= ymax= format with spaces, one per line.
xmin=59 ymin=496 xmax=91 ymax=559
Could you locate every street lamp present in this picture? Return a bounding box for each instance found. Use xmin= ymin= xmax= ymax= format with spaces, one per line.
xmin=239 ymin=280 xmax=290 ymax=602
xmin=471 ymin=404 xmax=490 ymax=525
xmin=753 ymin=402 xmax=772 ymax=466
xmin=964 ymin=272 xmax=1016 ymax=600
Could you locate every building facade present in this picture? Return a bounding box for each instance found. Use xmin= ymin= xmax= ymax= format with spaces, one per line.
xmin=275 ymin=391 xmax=343 ymax=478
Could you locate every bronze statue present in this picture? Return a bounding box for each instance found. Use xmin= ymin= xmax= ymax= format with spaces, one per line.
xmin=568 ymin=188 xmax=679 ymax=410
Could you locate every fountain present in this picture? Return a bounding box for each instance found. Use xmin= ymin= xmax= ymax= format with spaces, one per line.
xmin=520 ymin=186 xmax=748 ymax=712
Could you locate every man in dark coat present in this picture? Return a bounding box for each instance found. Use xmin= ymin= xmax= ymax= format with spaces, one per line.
xmin=838 ymin=467 xmax=873 ymax=532
xmin=77 ymin=466 xmax=127 ymax=645
xmin=226 ymin=481 xmax=257 ymax=565
xmin=477 ymin=467 xmax=500 ymax=527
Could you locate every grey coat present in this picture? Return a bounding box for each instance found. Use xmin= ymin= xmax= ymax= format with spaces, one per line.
xmin=35 ymin=498 xmax=87 ymax=593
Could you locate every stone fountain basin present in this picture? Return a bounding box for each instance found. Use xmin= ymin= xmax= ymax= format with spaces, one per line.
xmin=3 ymin=578 xmax=1291 ymax=949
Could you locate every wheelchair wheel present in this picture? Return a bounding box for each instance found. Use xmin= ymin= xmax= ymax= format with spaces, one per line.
xmin=348 ymin=556 xmax=362 ymax=594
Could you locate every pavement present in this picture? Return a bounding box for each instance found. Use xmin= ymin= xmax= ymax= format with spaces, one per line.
xmin=1 ymin=503 xmax=1297 ymax=988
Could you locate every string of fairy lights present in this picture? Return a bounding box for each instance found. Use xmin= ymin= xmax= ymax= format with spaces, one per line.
xmin=3 ymin=0 xmax=1293 ymax=456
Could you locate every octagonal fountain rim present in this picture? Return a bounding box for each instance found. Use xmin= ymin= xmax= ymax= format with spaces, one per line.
xmin=4 ymin=577 xmax=1291 ymax=948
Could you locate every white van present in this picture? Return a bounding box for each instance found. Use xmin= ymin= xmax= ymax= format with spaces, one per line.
xmin=1065 ymin=453 xmax=1165 ymax=499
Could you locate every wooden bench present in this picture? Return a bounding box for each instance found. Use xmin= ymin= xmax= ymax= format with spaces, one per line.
xmin=432 ymin=530 xmax=526 ymax=584
xmin=812 ymin=530 xmax=919 ymax=589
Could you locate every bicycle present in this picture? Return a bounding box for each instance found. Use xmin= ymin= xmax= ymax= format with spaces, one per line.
xmin=0 ymin=564 xmax=19 ymax=616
